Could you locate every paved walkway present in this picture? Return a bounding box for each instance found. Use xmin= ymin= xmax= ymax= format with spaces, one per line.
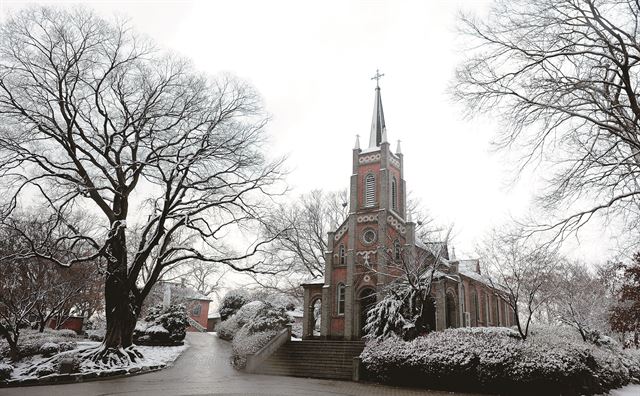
xmin=3 ymin=333 xmax=484 ymax=396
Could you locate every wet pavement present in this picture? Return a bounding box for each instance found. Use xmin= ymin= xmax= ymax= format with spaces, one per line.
xmin=2 ymin=333 xmax=484 ymax=396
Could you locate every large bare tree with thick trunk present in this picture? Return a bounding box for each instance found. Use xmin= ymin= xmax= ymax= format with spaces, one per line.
xmin=454 ymin=0 xmax=640 ymax=240
xmin=0 ymin=7 xmax=283 ymax=364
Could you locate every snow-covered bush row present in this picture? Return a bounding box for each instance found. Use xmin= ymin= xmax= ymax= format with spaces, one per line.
xmin=361 ymin=326 xmax=640 ymax=395
xmin=0 ymin=363 xmax=12 ymax=380
xmin=215 ymin=301 xmax=266 ymax=341
xmin=133 ymin=304 xmax=188 ymax=346
xmin=0 ymin=329 xmax=78 ymax=360
xmin=219 ymin=301 xmax=292 ymax=369
xmin=230 ymin=305 xmax=292 ymax=369
xmin=230 ymin=327 xmax=279 ymax=369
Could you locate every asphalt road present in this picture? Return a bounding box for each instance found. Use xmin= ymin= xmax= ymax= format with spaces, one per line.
xmin=2 ymin=333 xmax=484 ymax=396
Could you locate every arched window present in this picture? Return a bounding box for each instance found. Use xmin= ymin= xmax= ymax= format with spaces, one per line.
xmin=472 ymin=290 xmax=479 ymax=326
xmin=393 ymin=239 xmax=401 ymax=260
xmin=485 ymin=293 xmax=491 ymax=325
xmin=339 ymin=244 xmax=346 ymax=265
xmin=503 ymin=300 xmax=509 ymax=326
xmin=364 ymin=174 xmax=375 ymax=207
xmin=337 ymin=283 xmax=346 ymax=315
xmin=446 ymin=291 xmax=457 ymax=328
xmin=391 ymin=176 xmax=398 ymax=211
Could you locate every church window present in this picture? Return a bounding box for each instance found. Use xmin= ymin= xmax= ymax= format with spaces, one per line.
xmin=362 ymin=228 xmax=376 ymax=245
xmin=364 ymin=174 xmax=375 ymax=206
xmin=393 ymin=239 xmax=401 ymax=260
xmin=337 ymin=283 xmax=346 ymax=315
xmin=503 ymin=301 xmax=509 ymax=326
xmin=472 ymin=290 xmax=479 ymax=326
xmin=485 ymin=293 xmax=491 ymax=324
xmin=339 ymin=244 xmax=346 ymax=265
xmin=192 ymin=303 xmax=201 ymax=316
xmin=391 ymin=176 xmax=398 ymax=211
xmin=446 ymin=291 xmax=457 ymax=328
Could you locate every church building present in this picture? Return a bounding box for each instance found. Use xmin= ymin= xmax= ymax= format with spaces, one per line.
xmin=301 ymin=77 xmax=515 ymax=340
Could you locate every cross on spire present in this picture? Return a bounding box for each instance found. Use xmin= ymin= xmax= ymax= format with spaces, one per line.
xmin=371 ymin=69 xmax=384 ymax=88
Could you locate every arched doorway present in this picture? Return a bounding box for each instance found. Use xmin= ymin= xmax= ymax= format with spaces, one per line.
xmin=446 ymin=291 xmax=458 ymax=328
xmin=310 ymin=298 xmax=321 ymax=337
xmin=357 ymin=288 xmax=377 ymax=338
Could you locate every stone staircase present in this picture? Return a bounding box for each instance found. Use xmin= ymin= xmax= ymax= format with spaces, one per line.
xmin=254 ymin=339 xmax=365 ymax=381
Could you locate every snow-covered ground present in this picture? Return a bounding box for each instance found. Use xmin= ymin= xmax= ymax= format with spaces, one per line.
xmin=6 ymin=341 xmax=188 ymax=383
xmin=609 ymin=384 xmax=640 ymax=396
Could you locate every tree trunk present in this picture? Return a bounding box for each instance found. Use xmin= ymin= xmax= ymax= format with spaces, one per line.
xmin=0 ymin=326 xmax=20 ymax=361
xmin=102 ymin=226 xmax=139 ymax=350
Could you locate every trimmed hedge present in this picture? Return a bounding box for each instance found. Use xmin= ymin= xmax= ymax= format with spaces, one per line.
xmin=361 ymin=327 xmax=640 ymax=395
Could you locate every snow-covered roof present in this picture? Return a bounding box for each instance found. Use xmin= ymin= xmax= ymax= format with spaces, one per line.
xmin=300 ymin=276 xmax=324 ymax=286
xmin=456 ymin=259 xmax=503 ymax=291
xmin=159 ymin=281 xmax=212 ymax=301
xmin=208 ymin=312 xmax=221 ymax=319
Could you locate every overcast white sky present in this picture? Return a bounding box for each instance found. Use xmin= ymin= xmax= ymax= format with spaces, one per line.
xmin=0 ymin=0 xmax=618 ymax=263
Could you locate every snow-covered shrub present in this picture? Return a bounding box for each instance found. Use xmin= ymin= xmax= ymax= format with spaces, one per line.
xmin=216 ymin=301 xmax=266 ymax=341
xmin=34 ymin=363 xmax=56 ymax=377
xmin=86 ymin=329 xmax=105 ymax=342
xmin=133 ymin=304 xmax=188 ymax=346
xmin=215 ymin=316 xmax=240 ymax=341
xmin=230 ymin=326 xmax=278 ymax=369
xmin=246 ymin=305 xmax=291 ymax=334
xmin=219 ymin=289 xmax=250 ymax=320
xmin=361 ymin=326 xmax=638 ymax=395
xmin=49 ymin=329 xmax=77 ymax=338
xmin=39 ymin=342 xmax=60 ymax=357
xmin=249 ymin=290 xmax=298 ymax=311
xmin=57 ymin=354 xmax=81 ymax=374
xmin=0 ymin=363 xmax=12 ymax=381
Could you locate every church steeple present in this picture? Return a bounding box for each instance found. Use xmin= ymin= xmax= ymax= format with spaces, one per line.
xmin=369 ymin=69 xmax=386 ymax=148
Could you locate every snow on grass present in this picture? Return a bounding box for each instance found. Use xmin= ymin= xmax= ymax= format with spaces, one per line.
xmin=4 ymin=341 xmax=188 ymax=382
xmin=609 ymin=384 xmax=640 ymax=396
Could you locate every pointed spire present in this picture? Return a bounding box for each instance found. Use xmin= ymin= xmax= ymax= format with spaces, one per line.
xmin=396 ymin=139 xmax=402 ymax=154
xmin=354 ymin=134 xmax=360 ymax=150
xmin=451 ymin=246 xmax=457 ymax=261
xmin=369 ymin=70 xmax=386 ymax=148
xmin=407 ymin=211 xmax=413 ymax=223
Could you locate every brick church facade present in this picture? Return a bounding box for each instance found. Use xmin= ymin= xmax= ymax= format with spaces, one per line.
xmin=301 ymin=80 xmax=515 ymax=340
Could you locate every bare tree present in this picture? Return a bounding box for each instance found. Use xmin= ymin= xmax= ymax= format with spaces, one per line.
xmin=455 ymin=0 xmax=640 ymax=240
xmin=0 ymin=7 xmax=283 ymax=364
xmin=478 ymin=229 xmax=558 ymax=340
xmin=548 ymin=260 xmax=612 ymax=342
xmin=252 ymin=189 xmax=348 ymax=295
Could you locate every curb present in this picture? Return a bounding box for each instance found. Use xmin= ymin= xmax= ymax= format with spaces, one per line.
xmin=0 ymin=364 xmax=166 ymax=388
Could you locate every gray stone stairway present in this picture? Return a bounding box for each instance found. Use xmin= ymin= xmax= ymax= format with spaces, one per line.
xmin=254 ymin=339 xmax=365 ymax=381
